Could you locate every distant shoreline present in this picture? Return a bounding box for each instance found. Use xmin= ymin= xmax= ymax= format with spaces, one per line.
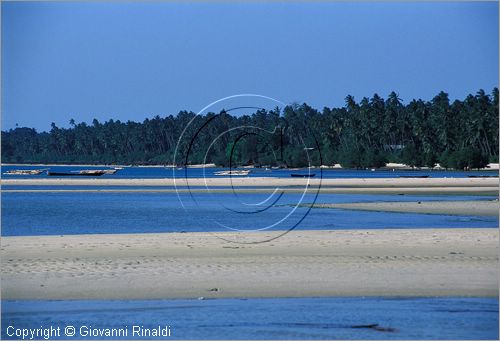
xmin=1 ymin=163 xmax=168 ymax=168
xmin=2 ymin=162 xmax=499 ymax=171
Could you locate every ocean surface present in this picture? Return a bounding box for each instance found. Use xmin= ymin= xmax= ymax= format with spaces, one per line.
xmin=1 ymin=165 xmax=498 ymax=179
xmin=2 ymin=297 xmax=498 ymax=340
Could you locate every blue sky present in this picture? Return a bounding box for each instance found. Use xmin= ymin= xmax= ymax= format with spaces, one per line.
xmin=2 ymin=1 xmax=498 ymax=132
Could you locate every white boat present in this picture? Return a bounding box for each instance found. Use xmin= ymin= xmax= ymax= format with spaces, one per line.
xmin=68 ymin=169 xmax=118 ymax=176
xmin=74 ymin=169 xmax=109 ymax=176
xmin=214 ymin=170 xmax=250 ymax=176
xmin=4 ymin=169 xmax=46 ymax=175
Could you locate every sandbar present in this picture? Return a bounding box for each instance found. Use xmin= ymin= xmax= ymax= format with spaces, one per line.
xmin=313 ymin=200 xmax=500 ymax=216
xmin=2 ymin=177 xmax=498 ymax=187
xmin=1 ymin=229 xmax=498 ymax=300
xmin=2 ymin=177 xmax=499 ymax=195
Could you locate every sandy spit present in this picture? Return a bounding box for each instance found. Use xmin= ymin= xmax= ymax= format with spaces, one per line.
xmin=1 ymin=229 xmax=497 ymax=300
xmin=2 ymin=177 xmax=498 ymax=195
xmin=313 ymin=200 xmax=500 ymax=216
xmin=2 ymin=177 xmax=499 ymax=187
xmin=2 ymin=187 xmax=499 ymax=196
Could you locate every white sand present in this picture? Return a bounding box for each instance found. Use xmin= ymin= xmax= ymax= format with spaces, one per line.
xmin=2 ymin=177 xmax=498 ymax=187
xmin=1 ymin=229 xmax=497 ymax=300
xmin=3 ymin=187 xmax=499 ymax=196
xmin=2 ymin=177 xmax=498 ymax=195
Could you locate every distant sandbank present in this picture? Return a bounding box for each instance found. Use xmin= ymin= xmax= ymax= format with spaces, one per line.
xmin=1 ymin=229 xmax=497 ymax=300
xmin=2 ymin=187 xmax=499 ymax=196
xmin=2 ymin=177 xmax=498 ymax=187
xmin=2 ymin=177 xmax=498 ymax=195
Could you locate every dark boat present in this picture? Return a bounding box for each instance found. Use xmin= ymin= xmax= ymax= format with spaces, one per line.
xmin=468 ymin=175 xmax=499 ymax=178
xmin=290 ymin=173 xmax=316 ymax=178
xmin=48 ymin=170 xmax=106 ymax=176
xmin=399 ymin=175 xmax=430 ymax=178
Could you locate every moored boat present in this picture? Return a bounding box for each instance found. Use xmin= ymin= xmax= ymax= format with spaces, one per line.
xmin=468 ymin=175 xmax=499 ymax=178
xmin=214 ymin=170 xmax=250 ymax=176
xmin=399 ymin=175 xmax=430 ymax=178
xmin=78 ymin=170 xmax=112 ymax=176
xmin=290 ymin=173 xmax=316 ymax=178
xmin=4 ymin=169 xmax=46 ymax=175
xmin=48 ymin=170 xmax=108 ymax=176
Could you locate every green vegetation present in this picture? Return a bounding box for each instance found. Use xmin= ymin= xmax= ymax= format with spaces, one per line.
xmin=2 ymin=89 xmax=498 ymax=169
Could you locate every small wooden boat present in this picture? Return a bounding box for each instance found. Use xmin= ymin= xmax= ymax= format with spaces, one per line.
xmin=399 ymin=175 xmax=430 ymax=178
xmin=4 ymin=169 xmax=46 ymax=175
xmin=214 ymin=170 xmax=250 ymax=176
xmin=290 ymin=173 xmax=316 ymax=178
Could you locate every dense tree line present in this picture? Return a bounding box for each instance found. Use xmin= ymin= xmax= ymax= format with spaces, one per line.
xmin=2 ymin=89 xmax=498 ymax=169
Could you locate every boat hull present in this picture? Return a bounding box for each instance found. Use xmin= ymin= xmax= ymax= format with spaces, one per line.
xmin=47 ymin=172 xmax=105 ymax=177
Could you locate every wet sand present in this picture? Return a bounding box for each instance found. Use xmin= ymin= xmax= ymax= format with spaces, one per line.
xmin=313 ymin=200 xmax=500 ymax=216
xmin=1 ymin=229 xmax=498 ymax=300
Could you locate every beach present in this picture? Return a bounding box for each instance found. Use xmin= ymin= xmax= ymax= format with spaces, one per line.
xmin=1 ymin=229 xmax=498 ymax=300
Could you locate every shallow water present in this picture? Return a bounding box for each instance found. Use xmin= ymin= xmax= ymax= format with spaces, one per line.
xmin=1 ymin=297 xmax=498 ymax=340
xmin=1 ymin=192 xmax=497 ymax=236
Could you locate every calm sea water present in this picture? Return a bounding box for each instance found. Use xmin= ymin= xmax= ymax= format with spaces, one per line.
xmin=2 ymin=297 xmax=498 ymax=340
xmin=1 ymin=165 xmax=498 ymax=179
xmin=1 ymin=192 xmax=497 ymax=236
